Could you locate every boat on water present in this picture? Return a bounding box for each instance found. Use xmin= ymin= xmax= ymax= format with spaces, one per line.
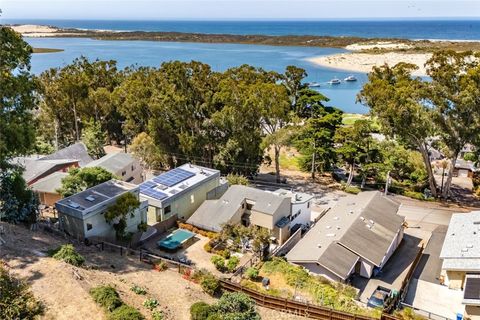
xmin=328 ymin=78 xmax=341 ymax=85
xmin=308 ymin=82 xmax=321 ymax=88
xmin=344 ymin=75 xmax=357 ymax=82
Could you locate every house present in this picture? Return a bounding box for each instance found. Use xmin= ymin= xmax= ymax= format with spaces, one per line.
xmin=31 ymin=172 xmax=68 ymax=206
xmin=12 ymin=156 xmax=79 ymax=185
xmin=286 ymin=191 xmax=404 ymax=283
xmin=41 ymin=142 xmax=93 ymax=167
xmin=440 ymin=211 xmax=480 ymax=318
xmin=270 ymin=188 xmax=313 ymax=227
xmin=139 ymin=164 xmax=221 ymax=224
xmin=85 ymin=152 xmax=142 ymax=184
xmin=454 ymin=159 xmax=475 ymax=178
xmin=55 ymin=180 xmax=148 ymax=241
xmin=187 ymin=185 xmax=293 ymax=244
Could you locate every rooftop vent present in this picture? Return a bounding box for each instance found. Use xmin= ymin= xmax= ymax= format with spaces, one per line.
xmin=366 ymin=224 xmax=372 ymax=229
xmin=369 ymin=219 xmax=375 ymax=225
xmin=349 ymin=210 xmax=354 ymax=214
xmin=336 ymin=226 xmax=341 ymax=230
xmin=67 ymin=200 xmax=80 ymax=209
xmin=326 ymin=233 xmax=336 ymax=237
xmin=326 ymin=226 xmax=331 ymax=229
xmin=360 ymin=216 xmax=365 ymax=221
xmin=85 ymin=195 xmax=95 ymax=202
xmin=333 ymin=216 xmax=339 ymax=220
xmin=467 ymin=244 xmax=474 ymax=249
xmin=317 ymin=244 xmax=322 ymax=248
xmin=462 ymin=248 xmax=469 ymax=253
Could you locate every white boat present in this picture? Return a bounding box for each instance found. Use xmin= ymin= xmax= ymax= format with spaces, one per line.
xmin=328 ymin=78 xmax=341 ymax=85
xmin=344 ymin=75 xmax=357 ymax=82
xmin=308 ymin=82 xmax=321 ymax=88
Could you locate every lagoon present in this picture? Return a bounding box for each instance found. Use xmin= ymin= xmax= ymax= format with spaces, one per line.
xmin=26 ymin=37 xmax=369 ymax=113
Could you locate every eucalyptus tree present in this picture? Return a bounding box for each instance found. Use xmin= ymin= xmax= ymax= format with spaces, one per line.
xmin=425 ymin=50 xmax=480 ymax=198
xmin=358 ymin=63 xmax=438 ymax=197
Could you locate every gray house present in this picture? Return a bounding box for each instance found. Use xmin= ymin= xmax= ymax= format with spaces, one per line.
xmin=56 ymin=180 xmax=148 ymax=241
xmin=187 ymin=185 xmax=292 ymax=244
xmin=286 ymin=191 xmax=404 ymax=282
xmin=85 ymin=152 xmax=143 ymax=184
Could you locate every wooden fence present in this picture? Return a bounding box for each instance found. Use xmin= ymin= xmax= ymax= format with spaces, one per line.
xmin=220 ymin=279 xmax=398 ymax=320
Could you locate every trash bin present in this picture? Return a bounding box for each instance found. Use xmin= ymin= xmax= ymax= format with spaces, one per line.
xmin=457 ymin=313 xmax=463 ymax=320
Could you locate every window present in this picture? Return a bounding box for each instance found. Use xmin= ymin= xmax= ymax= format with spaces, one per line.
xmin=190 ymin=194 xmax=195 ymax=204
xmin=164 ymin=205 xmax=171 ymax=215
xmin=131 ymin=165 xmax=135 ymax=171
xmin=122 ymin=171 xmax=126 ymax=176
xmin=86 ymin=223 xmax=93 ymax=231
xmin=307 ymin=202 xmax=310 ymax=208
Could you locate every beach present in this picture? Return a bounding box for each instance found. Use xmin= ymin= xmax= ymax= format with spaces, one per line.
xmin=10 ymin=24 xmax=77 ymax=37
xmin=307 ymin=51 xmax=431 ymax=76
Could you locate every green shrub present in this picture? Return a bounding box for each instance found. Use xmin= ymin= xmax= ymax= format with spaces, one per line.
xmin=143 ymin=298 xmax=159 ymax=311
xmin=52 ymin=244 xmax=85 ymax=266
xmin=214 ymin=292 xmax=260 ymax=320
xmin=130 ymin=285 xmax=147 ymax=295
xmin=0 ymin=263 xmax=44 ymax=320
xmin=203 ymin=242 xmax=212 ymax=253
xmin=403 ymin=190 xmax=426 ymax=200
xmin=344 ymin=186 xmax=361 ymax=194
xmin=152 ymin=310 xmax=164 ymax=320
xmin=200 ymin=273 xmax=220 ymax=296
xmin=226 ymin=256 xmax=240 ymax=273
xmin=210 ymin=256 xmax=225 ymax=272
xmin=245 ymin=267 xmax=259 ymax=280
xmin=190 ymin=301 xmax=213 ymax=320
xmin=218 ymin=250 xmax=230 ymax=259
xmin=107 ymin=305 xmax=144 ymax=320
xmin=89 ymin=286 xmax=123 ymax=311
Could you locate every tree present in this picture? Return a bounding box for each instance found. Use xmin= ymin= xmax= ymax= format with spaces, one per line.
xmin=225 ymin=173 xmax=249 ymax=186
xmin=0 ymin=169 xmax=39 ymax=225
xmin=104 ymin=192 xmax=140 ymax=240
xmin=214 ymin=292 xmax=261 ymax=320
xmin=283 ymin=65 xmax=307 ymax=107
xmin=0 ymin=27 xmax=37 ymax=166
xmin=358 ymin=63 xmax=438 ymax=197
xmin=129 ymin=132 xmax=165 ymax=171
xmin=425 ymin=51 xmax=480 ymax=198
xmin=82 ymin=118 xmax=106 ymax=159
xmin=334 ymin=119 xmax=376 ymax=186
xmin=0 ymin=262 xmax=44 ymax=320
xmin=57 ymin=167 xmax=114 ymax=197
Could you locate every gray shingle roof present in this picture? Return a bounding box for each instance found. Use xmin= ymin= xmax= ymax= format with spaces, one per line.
xmin=187 ymin=185 xmax=287 ymax=232
xmin=318 ymin=243 xmax=359 ymax=280
xmin=13 ymin=157 xmax=78 ymax=183
xmin=31 ymin=172 xmax=68 ymax=194
xmin=41 ymin=142 xmax=93 ymax=167
xmin=287 ymin=191 xmax=403 ymax=271
xmin=85 ymin=152 xmax=136 ymax=173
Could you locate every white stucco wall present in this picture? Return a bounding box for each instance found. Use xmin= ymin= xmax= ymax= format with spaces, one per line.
xmin=290 ymin=200 xmax=312 ymax=227
xmin=359 ymin=259 xmax=374 ymax=278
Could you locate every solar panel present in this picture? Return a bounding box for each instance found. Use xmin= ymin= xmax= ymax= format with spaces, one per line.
xmin=152 ymin=168 xmax=195 ymax=187
xmin=141 ymin=188 xmax=167 ymax=201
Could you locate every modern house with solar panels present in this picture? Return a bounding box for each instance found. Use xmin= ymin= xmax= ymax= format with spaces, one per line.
xmin=440 ymin=211 xmax=480 ymax=317
xmin=139 ymin=164 xmax=221 ymax=224
xmin=55 ymin=180 xmax=148 ymax=241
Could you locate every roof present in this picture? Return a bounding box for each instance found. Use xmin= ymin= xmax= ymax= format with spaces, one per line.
xmin=12 ymin=157 xmax=78 ymax=183
xmin=139 ymin=164 xmax=220 ymax=207
xmin=440 ymin=211 xmax=480 ymax=271
xmin=455 ymin=159 xmax=475 ymax=171
xmin=31 ymin=172 xmax=68 ymax=194
xmin=286 ymin=191 xmax=403 ymax=275
xmin=272 ymin=188 xmax=314 ymax=204
xmin=85 ymin=152 xmax=136 ymax=173
xmin=41 ymin=142 xmax=93 ymax=167
xmin=56 ymin=179 xmax=137 ymax=218
xmin=187 ymin=185 xmax=287 ymax=232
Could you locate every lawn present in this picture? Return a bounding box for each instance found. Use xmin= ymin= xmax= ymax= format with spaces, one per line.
xmin=342 ymin=113 xmax=368 ymax=125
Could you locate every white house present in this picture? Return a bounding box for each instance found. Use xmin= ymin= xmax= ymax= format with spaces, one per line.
xmin=271 ymin=188 xmax=313 ymax=228
xmin=286 ymin=191 xmax=404 ymax=283
xmin=139 ymin=164 xmax=221 ymax=224
xmin=55 ymin=180 xmax=148 ymax=241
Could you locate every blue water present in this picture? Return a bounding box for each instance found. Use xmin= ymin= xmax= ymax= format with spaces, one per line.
xmin=12 ymin=19 xmax=479 ymax=114
xmin=5 ymin=19 xmax=480 ymax=40
xmin=26 ymin=37 xmax=369 ymax=113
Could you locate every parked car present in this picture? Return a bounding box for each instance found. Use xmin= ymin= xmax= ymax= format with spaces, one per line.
xmin=367 ymin=286 xmax=391 ymax=309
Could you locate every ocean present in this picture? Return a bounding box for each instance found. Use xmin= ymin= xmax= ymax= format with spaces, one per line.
xmin=5 ymin=19 xmax=479 ymax=114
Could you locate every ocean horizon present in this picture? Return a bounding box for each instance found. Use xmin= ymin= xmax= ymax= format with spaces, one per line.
xmin=4 ymin=18 xmax=480 ymax=40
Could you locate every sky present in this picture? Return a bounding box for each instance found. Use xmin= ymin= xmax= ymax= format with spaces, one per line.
xmin=1 ymin=0 xmax=480 ymax=20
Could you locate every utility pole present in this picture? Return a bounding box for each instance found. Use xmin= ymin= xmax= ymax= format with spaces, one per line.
xmin=73 ymin=104 xmax=80 ymax=141
xmin=311 ymin=139 xmax=316 ymax=180
xmin=384 ymin=171 xmax=391 ymax=196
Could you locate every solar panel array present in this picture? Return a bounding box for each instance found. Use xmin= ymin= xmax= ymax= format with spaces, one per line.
xmin=152 ymin=168 xmax=195 ymax=187
xmin=139 ymin=181 xmax=167 ymax=200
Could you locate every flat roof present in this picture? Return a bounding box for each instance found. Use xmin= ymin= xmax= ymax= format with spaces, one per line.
xmin=440 ymin=211 xmax=480 ymax=270
xmin=272 ymin=188 xmax=314 ymax=204
xmin=139 ymin=164 xmax=219 ymax=206
xmin=56 ymin=179 xmax=137 ymax=216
